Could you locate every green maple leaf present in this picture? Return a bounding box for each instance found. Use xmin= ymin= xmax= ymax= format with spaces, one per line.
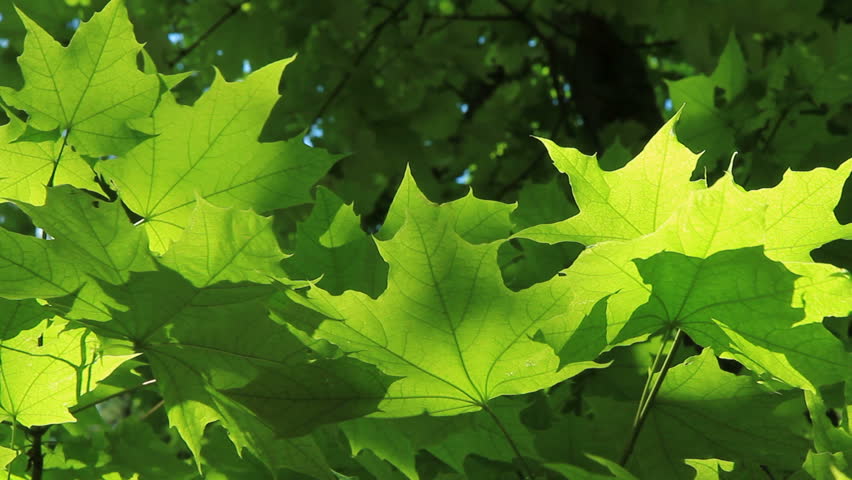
xmin=667 ymin=74 xmax=735 ymax=163
xmin=105 ymin=418 xmax=197 ymax=479
xmin=518 ymin=113 xmax=704 ymax=245
xmin=0 ymin=446 xmax=14 ymax=470
xmin=0 ymin=319 xmax=134 ymax=427
xmin=804 ymin=389 xmax=852 ymax=455
xmin=0 ymin=111 xmax=104 ymax=205
xmin=341 ymin=397 xmax=538 ymax=479
xmin=311 ymin=172 xmax=604 ymax=417
xmin=18 ymin=186 xmax=154 ymax=285
xmin=546 ymin=457 xmax=639 ymax=480
xmin=510 ymin=178 xmax=578 ymax=231
xmin=437 ymin=188 xmax=516 ymax=244
xmin=530 ymin=174 xmax=765 ymax=349
xmin=517 ymin=120 xmax=852 ymax=355
xmin=97 ymin=56 xmax=338 ymax=252
xmin=710 ymin=33 xmax=748 ymax=103
xmin=11 ymin=186 xmax=155 ymax=319
xmin=90 ymin=267 xmax=390 ymax=469
xmin=616 ymin=247 xmax=851 ymax=391
xmin=160 ymin=197 xmax=287 ymax=287
xmin=1 ymin=0 xmax=160 ymax=157
xmin=282 ymin=186 xmax=388 ymax=297
xmin=651 ymin=163 xmax=852 ymax=322
xmin=379 ymin=167 xmax=516 ymax=244
xmin=812 ymin=25 xmax=852 ymax=104
xmin=0 ymin=226 xmax=84 ymax=301
xmin=803 ymin=451 xmax=852 ymax=480
xmin=593 ymin=349 xmax=808 ymax=479
xmin=0 ymin=298 xmax=51 ymax=342
xmin=536 ymin=175 xmax=850 ymax=385
xmin=753 ymin=158 xmax=852 ymax=262
xmin=665 ymin=35 xmax=746 ymax=165
xmin=198 ymin=425 xmax=338 ymax=480
xmin=684 ymin=458 xmax=736 ymax=480
xmin=500 ymin=179 xmax=584 ymax=291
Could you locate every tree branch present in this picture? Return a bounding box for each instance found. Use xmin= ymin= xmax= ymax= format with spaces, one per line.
xmin=424 ymin=13 xmax=516 ymax=21
xmin=68 ymin=379 xmax=158 ymax=415
xmin=760 ymin=99 xmax=800 ymax=152
xmin=633 ymin=39 xmax=677 ymax=49
xmin=140 ymin=399 xmax=165 ymax=420
xmin=26 ymin=425 xmax=49 ymax=480
xmin=493 ymin=106 xmax=568 ymax=201
xmin=493 ymin=0 xmax=570 ymax=200
xmin=167 ymin=1 xmax=249 ymax=69
xmin=535 ymin=14 xmax=579 ymax=40
xmin=308 ymin=0 xmax=413 ymax=128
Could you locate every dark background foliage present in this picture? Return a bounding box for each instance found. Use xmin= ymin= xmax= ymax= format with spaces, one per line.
xmin=1 ymin=0 xmax=847 ymax=248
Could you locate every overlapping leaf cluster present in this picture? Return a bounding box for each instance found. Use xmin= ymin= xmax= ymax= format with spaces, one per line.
xmin=0 ymin=1 xmax=848 ymax=479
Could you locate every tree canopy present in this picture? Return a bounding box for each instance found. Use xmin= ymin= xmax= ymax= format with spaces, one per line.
xmin=0 ymin=1 xmax=848 ymax=479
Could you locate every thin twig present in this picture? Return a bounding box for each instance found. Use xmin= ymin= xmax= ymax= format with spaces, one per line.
xmin=534 ymin=13 xmax=577 ymax=40
xmin=308 ymin=0 xmax=412 ymax=128
xmin=496 ymin=0 xmax=535 ymax=32
xmin=68 ymin=379 xmax=158 ymax=415
xmin=493 ymin=0 xmax=572 ymax=200
xmin=140 ymin=399 xmax=165 ymax=420
xmin=494 ymin=108 xmax=567 ymax=201
xmin=493 ymin=82 xmax=570 ymax=200
xmin=632 ymin=40 xmax=677 ymax=49
xmin=739 ymin=96 xmax=805 ymax=185
xmin=424 ymin=13 xmax=516 ymax=21
xmin=760 ymin=101 xmax=798 ymax=152
xmin=167 ymin=1 xmax=249 ymax=69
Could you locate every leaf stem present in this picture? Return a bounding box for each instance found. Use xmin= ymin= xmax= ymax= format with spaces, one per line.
xmin=632 ymin=328 xmax=672 ymax=427
xmin=46 ymin=128 xmax=70 ymax=190
xmin=482 ymin=404 xmax=534 ymax=480
xmin=7 ymin=420 xmax=19 ymax=480
xmin=619 ymin=328 xmax=683 ymax=466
